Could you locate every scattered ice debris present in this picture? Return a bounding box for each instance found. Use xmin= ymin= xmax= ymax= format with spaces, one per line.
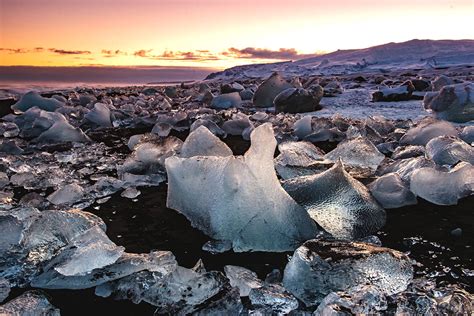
xmin=282 ymin=240 xmax=413 ymax=306
xmin=0 ymin=278 xmax=10 ymax=303
xmin=0 ymin=291 xmax=60 ymax=315
xmin=378 ymin=156 xmax=435 ymax=182
xmin=252 ymin=72 xmax=292 ymax=108
xmin=224 ymin=265 xmax=263 ymax=297
xmin=165 ymin=123 xmax=320 ymax=252
xmin=34 ymin=120 xmax=91 ymax=144
xmin=180 ymin=126 xmax=232 ymax=158
xmin=324 ymin=136 xmax=385 ymax=176
xmin=274 ymin=86 xmax=323 ymax=114
xmin=426 ymin=135 xmax=474 ymax=165
xmin=47 ymin=183 xmax=85 ymax=206
xmin=400 ymin=118 xmax=458 ymax=146
xmin=221 ymin=82 xmax=244 ymax=94
xmin=83 ymin=102 xmax=113 ymax=128
xmin=210 ymin=92 xmax=242 ymax=109
xmin=0 ymin=122 xmax=20 ymax=138
xmin=368 ymin=173 xmax=417 ymax=209
xmin=424 ymin=83 xmax=474 ymax=122
xmin=190 ymin=118 xmax=226 ymax=137
xmin=274 ymin=141 xmax=326 ymax=179
xmin=283 ymin=160 xmax=386 ymax=239
xmin=322 ymin=81 xmax=343 ymax=96
xmin=249 ymin=283 xmax=299 ymax=314
xmin=11 ymin=91 xmax=64 ymax=113
xmin=410 ymin=162 xmax=474 ymax=205
xmin=221 ymin=113 xmax=253 ymax=139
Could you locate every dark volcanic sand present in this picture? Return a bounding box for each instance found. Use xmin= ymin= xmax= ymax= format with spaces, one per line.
xmin=5 ymin=135 xmax=474 ymax=316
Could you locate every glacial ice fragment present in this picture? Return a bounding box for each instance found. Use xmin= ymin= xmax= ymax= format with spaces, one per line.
xmin=0 ymin=291 xmax=60 ymax=315
xmin=47 ymin=183 xmax=85 ymax=205
xmin=84 ymin=102 xmax=113 ymax=128
xmin=11 ymin=91 xmax=64 ymax=113
xmin=180 ymin=126 xmax=232 ymax=158
xmin=249 ymin=284 xmax=299 ymax=314
xmin=283 ymin=160 xmax=386 ymax=239
xmin=425 ymin=135 xmax=474 ymax=165
xmin=368 ymin=173 xmax=417 ymax=209
xmin=424 ymin=83 xmax=474 ymax=122
xmin=282 ymin=240 xmax=413 ymax=306
xmin=274 ymin=141 xmax=326 ymax=179
xmin=224 ymin=265 xmax=263 ymax=297
xmin=410 ymin=162 xmax=474 ymax=205
xmin=210 ymin=92 xmax=242 ymax=109
xmin=34 ymin=120 xmax=91 ymax=144
xmin=400 ymin=118 xmax=458 ymax=146
xmin=252 ymin=72 xmax=293 ymax=108
xmin=293 ymin=115 xmax=312 ymax=139
xmin=165 ymin=123 xmax=320 ymax=252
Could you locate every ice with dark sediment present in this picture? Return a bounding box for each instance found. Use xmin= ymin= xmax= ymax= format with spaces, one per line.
xmin=399 ymin=118 xmax=458 ymax=146
xmin=165 ymin=123 xmax=320 ymax=252
xmin=282 ymin=240 xmax=413 ymax=306
xmin=283 ymin=160 xmax=386 ymax=239
xmin=410 ymin=162 xmax=474 ymax=205
xmin=424 ymin=83 xmax=474 ymax=122
xmin=0 ymin=291 xmax=60 ymax=315
xmin=252 ymin=72 xmax=293 ymax=108
xmin=249 ymin=283 xmax=299 ymax=314
xmin=224 ymin=265 xmax=263 ymax=297
xmin=425 ymin=135 xmax=474 ymax=165
xmin=274 ymin=141 xmax=326 ymax=179
xmin=180 ymin=126 xmax=232 ymax=158
xmin=324 ymin=136 xmax=385 ymax=176
xmin=11 ymin=91 xmax=64 ymax=113
xmin=83 ymin=102 xmax=113 ymax=128
xmin=368 ymin=173 xmax=417 ymax=209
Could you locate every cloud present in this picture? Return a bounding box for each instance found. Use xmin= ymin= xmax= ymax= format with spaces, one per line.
xmin=48 ymin=48 xmax=92 ymax=55
xmin=133 ymin=49 xmax=219 ymax=61
xmin=101 ymin=49 xmax=128 ymax=57
xmin=223 ymin=47 xmax=319 ymax=60
xmin=0 ymin=48 xmax=28 ymax=54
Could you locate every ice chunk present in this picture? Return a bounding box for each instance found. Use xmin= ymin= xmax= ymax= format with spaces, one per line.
xmin=274 ymin=87 xmax=323 ymax=114
xmin=224 ymin=265 xmax=263 ymax=296
xmin=190 ymin=119 xmax=226 ymax=137
xmin=460 ymin=125 xmax=474 ymax=144
xmin=378 ymin=156 xmax=435 ymax=182
xmin=84 ymin=102 xmax=113 ymax=128
xmin=180 ymin=126 xmax=232 ymax=158
xmin=32 ymin=251 xmax=176 ymax=289
xmin=282 ymin=240 xmax=413 ymax=306
xmin=253 ymin=72 xmax=293 ymax=107
xmin=293 ymin=115 xmax=312 ymax=139
xmin=372 ymin=84 xmax=414 ymax=102
xmin=221 ymin=113 xmax=253 ymax=137
xmin=391 ymin=145 xmax=425 ymax=160
xmin=431 ymin=75 xmax=454 ymax=91
xmin=425 ymin=135 xmax=474 ymax=165
xmin=324 ymin=137 xmax=385 ymax=175
xmin=424 ymin=83 xmax=474 ymax=122
xmin=11 ymin=91 xmax=63 ymax=113
xmin=47 ymin=183 xmax=85 ymax=205
xmin=120 ymin=187 xmax=141 ymax=199
xmin=410 ymin=162 xmax=474 ymax=205
xmin=210 ymin=92 xmax=242 ymax=109
xmin=400 ymin=118 xmax=458 ymax=146
xmin=283 ymin=161 xmax=386 ymax=239
xmin=0 ymin=291 xmax=60 ymax=315
xmin=165 ymin=123 xmax=319 ymax=252
xmin=34 ymin=120 xmax=91 ymax=143
xmin=368 ymin=173 xmax=417 ymax=209
xmin=249 ymin=284 xmax=299 ymax=314
xmin=274 ymin=141 xmax=326 ymax=179
xmin=0 ymin=279 xmax=9 ymax=303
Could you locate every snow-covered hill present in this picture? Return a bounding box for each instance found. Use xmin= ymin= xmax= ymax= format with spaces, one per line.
xmin=207 ymin=39 xmax=474 ymax=80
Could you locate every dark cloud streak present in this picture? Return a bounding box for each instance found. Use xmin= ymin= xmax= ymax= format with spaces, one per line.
xmin=48 ymin=48 xmax=92 ymax=55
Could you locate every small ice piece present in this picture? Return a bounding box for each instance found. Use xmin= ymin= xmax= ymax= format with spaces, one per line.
xmin=283 ymin=160 xmax=386 ymax=239
xmin=324 ymin=137 xmax=385 ymax=175
xmin=34 ymin=120 xmax=91 ymax=143
xmin=221 ymin=82 xmax=244 ymax=93
xmin=424 ymin=83 xmax=474 ymax=122
xmin=431 ymin=75 xmax=454 ymax=91
xmin=11 ymin=91 xmax=63 ymax=113
xmin=274 ymin=141 xmax=326 ymax=179
xmin=121 ymin=187 xmax=141 ymax=199
xmin=378 ymin=156 xmax=435 ymax=182
xmin=0 ymin=291 xmax=60 ymax=315
xmin=32 ymin=251 xmax=176 ymax=289
xmin=410 ymin=162 xmax=474 ymax=205
xmin=165 ymin=123 xmax=319 ymax=252
xmin=0 ymin=278 xmax=10 ymax=303
xmin=372 ymin=84 xmax=414 ymax=102
xmin=253 ymin=72 xmax=293 ymax=108
xmin=52 ymin=226 xmax=125 ymax=276
xmin=425 ymin=135 xmax=474 ymax=165
xmin=221 ymin=113 xmax=253 ymax=136
xmin=127 ymin=133 xmax=159 ymax=151
xmin=391 ymin=145 xmax=425 ymax=160
xmin=249 ymin=284 xmax=299 ymax=314
xmin=180 ymin=126 xmax=232 ymax=158
xmin=314 ymin=285 xmax=388 ymax=315
xmin=84 ymin=102 xmax=113 ymax=128
xmin=224 ymin=265 xmax=263 ymax=297
xmin=460 ymin=125 xmax=474 ymax=144
xmin=202 ymin=240 xmax=232 ymax=254
xmin=151 ymin=122 xmax=172 ymax=137
xmin=47 ymin=183 xmax=85 ymax=205
xmin=210 ymin=92 xmax=242 ymax=109
xmin=400 ymin=118 xmax=458 ymax=146
xmin=293 ymin=115 xmax=312 ymax=139
xmin=282 ymin=240 xmax=413 ymax=306
xmin=368 ymin=173 xmax=417 ymax=209
xmin=0 ymin=122 xmax=20 ymax=138
xmin=190 ymin=119 xmax=226 ymax=137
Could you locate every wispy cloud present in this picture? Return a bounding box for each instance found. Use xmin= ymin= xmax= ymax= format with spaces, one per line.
xmin=0 ymin=48 xmax=29 ymax=54
xmin=101 ymin=49 xmax=128 ymax=57
xmin=223 ymin=47 xmax=319 ymax=60
xmin=133 ymin=49 xmax=219 ymax=61
xmin=48 ymin=48 xmax=92 ymax=55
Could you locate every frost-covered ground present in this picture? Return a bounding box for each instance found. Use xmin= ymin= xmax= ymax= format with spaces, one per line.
xmin=0 ymin=65 xmax=473 ymax=315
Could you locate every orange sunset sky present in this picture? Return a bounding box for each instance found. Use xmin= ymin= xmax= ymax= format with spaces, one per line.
xmin=1 ymin=0 xmax=473 ymax=69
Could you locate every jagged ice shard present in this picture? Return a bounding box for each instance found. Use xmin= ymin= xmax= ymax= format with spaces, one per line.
xmin=165 ymin=123 xmax=320 ymax=252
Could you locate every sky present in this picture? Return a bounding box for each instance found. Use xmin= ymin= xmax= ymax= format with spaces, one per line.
xmin=0 ymin=0 xmax=473 ymax=69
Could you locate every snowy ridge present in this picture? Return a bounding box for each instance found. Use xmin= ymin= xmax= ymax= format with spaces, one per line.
xmin=207 ymin=39 xmax=474 ymax=80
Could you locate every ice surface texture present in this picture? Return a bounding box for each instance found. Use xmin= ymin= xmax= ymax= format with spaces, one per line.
xmin=283 ymin=160 xmax=386 ymax=239
xmin=283 ymin=240 xmax=413 ymax=306
xmin=165 ymin=123 xmax=320 ymax=252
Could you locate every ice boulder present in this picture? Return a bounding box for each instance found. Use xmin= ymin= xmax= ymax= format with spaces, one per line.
xmin=221 ymin=113 xmax=253 ymax=138
xmin=378 ymin=156 xmax=435 ymax=182
xmin=274 ymin=141 xmax=326 ymax=179
xmin=424 ymin=83 xmax=474 ymax=122
xmin=426 ymin=135 xmax=474 ymax=165
xmin=165 ymin=123 xmax=320 ymax=252
xmin=282 ymin=240 xmax=413 ymax=306
xmin=210 ymin=92 xmax=242 ymax=109
xmin=47 ymin=183 xmax=85 ymax=205
xmin=431 ymin=75 xmax=454 ymax=91
xmin=372 ymin=83 xmax=415 ymax=102
xmin=83 ymin=102 xmax=113 ymax=128
xmin=253 ymin=72 xmax=292 ymax=108
xmin=400 ymin=118 xmax=458 ymax=146
xmin=180 ymin=126 xmax=232 ymax=158
xmin=410 ymin=162 xmax=474 ymax=205
xmin=11 ymin=91 xmax=64 ymax=113
xmin=283 ymin=160 xmax=386 ymax=239
xmin=33 ymin=120 xmax=91 ymax=144
xmin=368 ymin=173 xmax=417 ymax=209
xmin=460 ymin=125 xmax=474 ymax=144
xmin=273 ymin=86 xmax=323 ymax=114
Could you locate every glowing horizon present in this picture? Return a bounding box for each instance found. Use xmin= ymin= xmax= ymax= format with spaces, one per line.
xmin=1 ymin=0 xmax=472 ymax=69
